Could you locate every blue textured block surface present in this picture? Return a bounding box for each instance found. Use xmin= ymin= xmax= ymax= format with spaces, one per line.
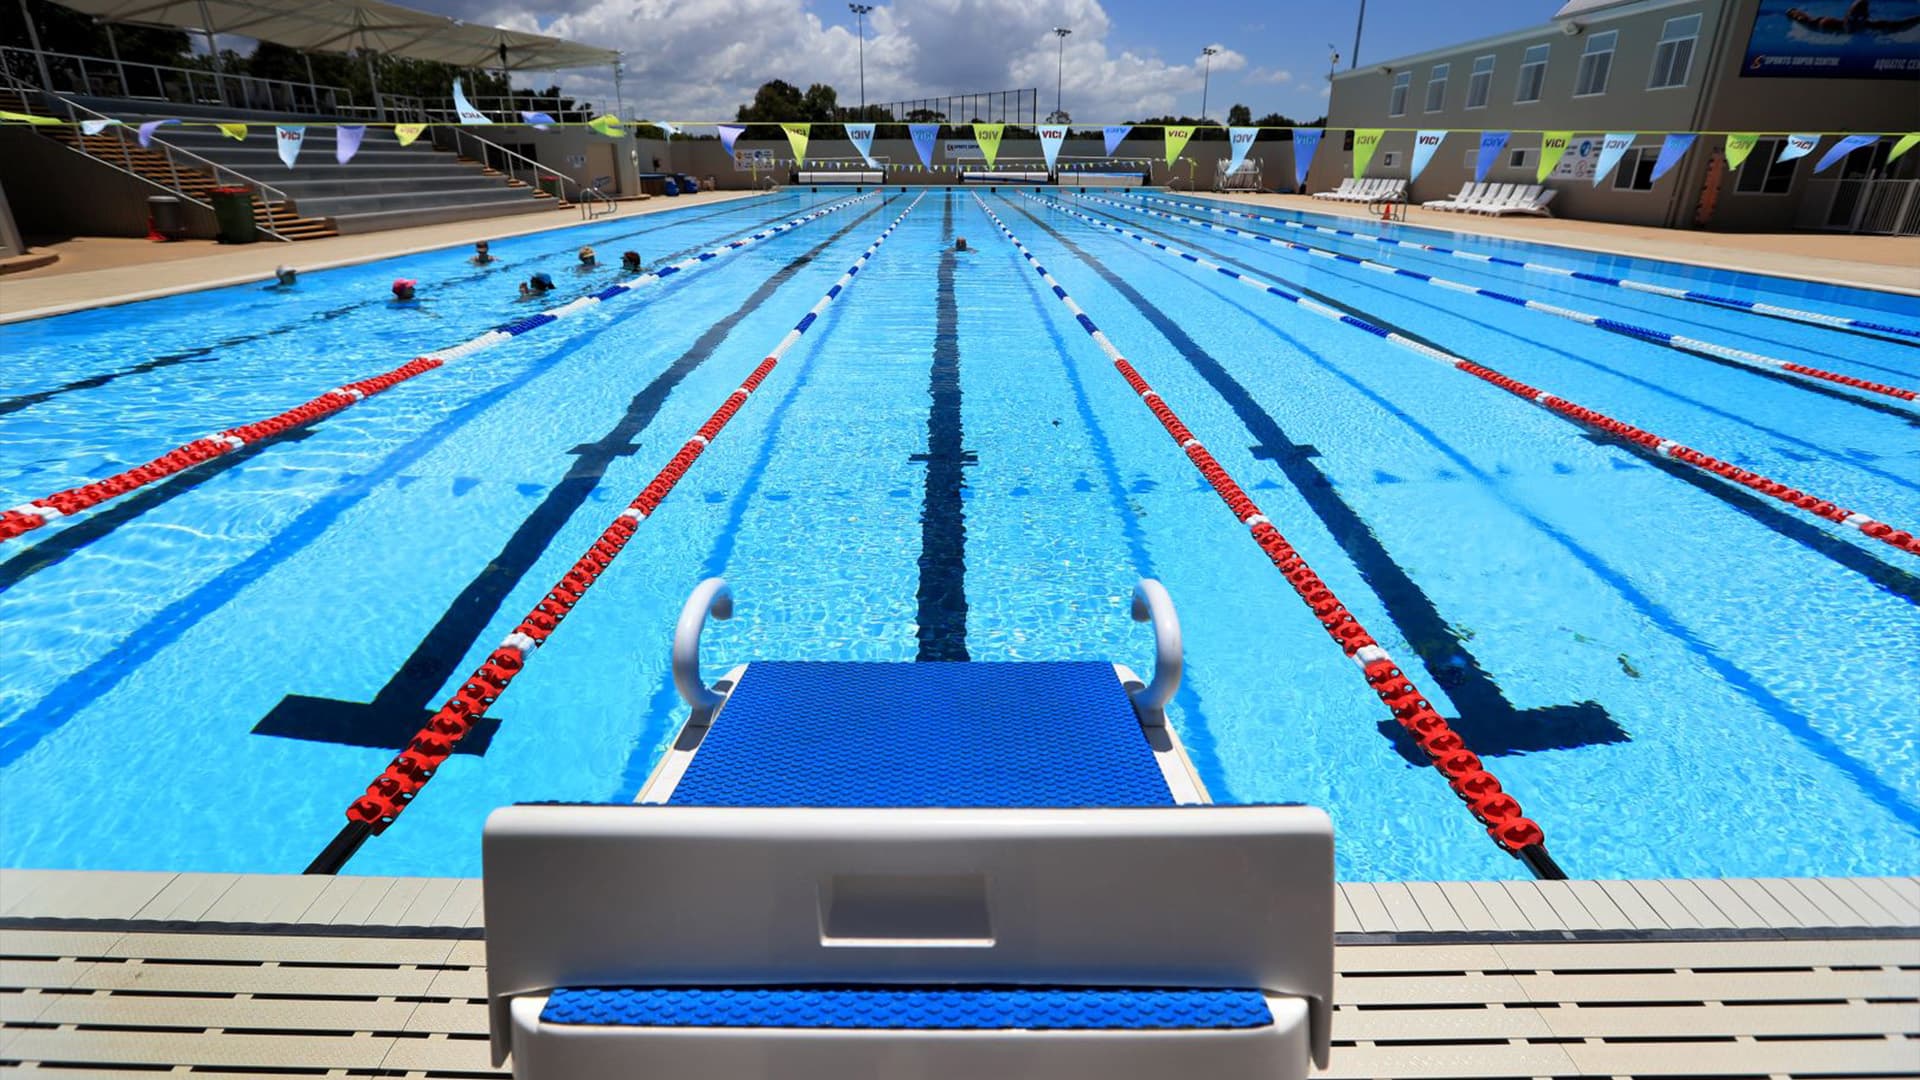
xmin=540 ymin=986 xmax=1272 ymax=1030
xmin=668 ymin=661 xmax=1171 ymax=807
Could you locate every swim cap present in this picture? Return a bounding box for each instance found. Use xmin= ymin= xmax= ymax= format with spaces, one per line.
xmin=531 ymin=272 xmax=554 ymax=288
xmin=392 ymin=278 xmax=416 ymax=294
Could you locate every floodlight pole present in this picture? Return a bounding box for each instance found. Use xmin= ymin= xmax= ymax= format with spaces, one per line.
xmin=1200 ymin=46 xmax=1219 ymax=122
xmin=1052 ymin=27 xmax=1071 ymax=121
xmin=1351 ymin=0 xmax=1367 ymax=69
xmin=849 ymin=4 xmax=872 ymax=114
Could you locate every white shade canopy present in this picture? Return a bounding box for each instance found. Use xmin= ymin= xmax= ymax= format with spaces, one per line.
xmin=51 ymin=0 xmax=617 ymax=70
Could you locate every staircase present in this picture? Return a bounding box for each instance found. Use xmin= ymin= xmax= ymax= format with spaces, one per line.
xmin=0 ymin=85 xmax=566 ymax=240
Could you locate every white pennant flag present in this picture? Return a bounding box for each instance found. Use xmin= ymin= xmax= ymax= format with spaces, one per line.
xmin=1226 ymin=126 xmax=1259 ymax=177
xmin=1776 ymin=133 xmax=1819 ymax=164
xmin=1592 ymin=132 xmax=1636 ymax=187
xmin=275 ymin=124 xmax=305 ymax=168
xmin=451 ymin=79 xmax=491 ymax=124
xmin=1409 ymin=130 xmax=1446 ymax=181
xmin=1039 ymin=124 xmax=1068 ymax=171
xmin=81 ymin=118 xmax=121 ymax=136
xmin=845 ymin=122 xmax=876 ymax=167
xmin=717 ymin=124 xmax=746 ymax=155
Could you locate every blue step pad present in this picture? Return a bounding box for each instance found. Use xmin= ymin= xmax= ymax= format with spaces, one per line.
xmin=669 ymin=661 xmax=1172 ymax=808
xmin=541 ymin=986 xmax=1272 ymax=1030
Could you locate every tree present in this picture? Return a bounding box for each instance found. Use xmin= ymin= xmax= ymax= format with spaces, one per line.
xmin=799 ymin=82 xmax=838 ymax=122
xmin=735 ymin=79 xmax=806 ymax=123
xmin=1226 ymin=103 xmax=1251 ymax=127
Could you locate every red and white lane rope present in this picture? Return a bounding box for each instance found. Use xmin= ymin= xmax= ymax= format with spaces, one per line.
xmin=1070 ymin=191 xmax=1917 ymax=406
xmin=306 ymin=194 xmax=926 ymax=873
xmin=0 ymin=192 xmax=879 ymax=546
xmin=972 ymin=192 xmax=1564 ymax=877
xmin=1025 ymin=193 xmax=1920 ymax=560
xmin=1124 ymin=191 xmax=1920 ymax=344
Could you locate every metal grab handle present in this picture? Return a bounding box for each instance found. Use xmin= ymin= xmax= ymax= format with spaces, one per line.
xmin=1129 ymin=579 xmax=1182 ymax=721
xmin=673 ymin=578 xmax=734 ymax=721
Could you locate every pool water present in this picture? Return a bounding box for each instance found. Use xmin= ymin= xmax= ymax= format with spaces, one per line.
xmin=1 ymin=188 xmax=1915 ymax=881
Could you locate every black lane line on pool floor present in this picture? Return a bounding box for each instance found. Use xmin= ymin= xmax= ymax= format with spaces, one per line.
xmin=251 ymin=199 xmax=890 ymax=755
xmin=1005 ymin=198 xmax=1625 ymax=763
xmin=914 ymin=196 xmax=974 ymax=661
xmin=1060 ymin=202 xmax=1920 ymax=605
xmin=1104 ymin=196 xmax=1920 ymax=419
xmin=0 ymin=198 xmax=789 ymax=419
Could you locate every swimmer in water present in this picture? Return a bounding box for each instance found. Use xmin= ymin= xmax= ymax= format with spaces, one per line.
xmin=578 ymin=245 xmax=597 ymax=268
xmin=269 ymin=265 xmax=297 ymax=289
xmin=519 ymin=271 xmax=555 ymax=300
xmin=472 ymin=241 xmax=494 ymax=265
xmin=391 ymin=278 xmax=417 ymax=303
xmin=954 ymin=236 xmax=970 ymax=252
xmin=1786 ymin=1 xmax=1920 ymax=33
xmin=621 ymin=250 xmax=642 ymax=272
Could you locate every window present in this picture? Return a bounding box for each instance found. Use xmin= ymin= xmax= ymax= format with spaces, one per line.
xmin=1425 ymin=63 xmax=1450 ymax=112
xmin=1388 ymin=71 xmax=1411 ymax=116
xmin=1380 ymin=150 xmax=1402 ymax=168
xmin=1575 ymin=30 xmax=1617 ymax=96
xmin=1648 ymin=14 xmax=1700 ymax=89
xmin=1507 ymin=147 xmax=1537 ymax=170
xmin=1466 ymin=55 xmax=1495 ymax=109
xmin=1515 ymin=43 xmax=1550 ymax=103
xmin=1612 ymin=146 xmax=1656 ymax=190
xmin=1734 ymin=138 xmax=1795 ymax=194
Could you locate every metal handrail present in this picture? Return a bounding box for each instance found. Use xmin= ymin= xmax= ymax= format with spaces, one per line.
xmin=0 ymin=71 xmax=297 ymax=241
xmin=436 ymin=124 xmax=587 ymax=205
xmin=0 ymin=45 xmax=352 ymax=115
xmin=577 ymin=186 xmax=617 ymax=220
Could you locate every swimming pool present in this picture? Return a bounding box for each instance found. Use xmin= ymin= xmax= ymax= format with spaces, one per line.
xmin=2 ymin=188 xmax=1915 ymax=881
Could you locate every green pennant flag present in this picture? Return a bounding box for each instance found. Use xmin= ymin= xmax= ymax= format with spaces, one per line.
xmin=1536 ymin=130 xmax=1573 ymax=182
xmin=217 ymin=122 xmax=248 ymax=141
xmin=974 ymin=122 xmax=1004 ymax=167
xmin=587 ymin=114 xmax=624 ymax=138
xmin=1351 ymin=128 xmax=1384 ymax=178
xmin=1164 ymin=125 xmax=1195 ymax=166
xmin=0 ymin=110 xmax=58 ymax=126
xmin=782 ymin=122 xmax=810 ymax=166
xmin=1724 ymin=132 xmax=1760 ymax=170
xmin=1890 ymin=132 xmax=1920 ymax=165
xmin=394 ymin=123 xmax=426 ymax=146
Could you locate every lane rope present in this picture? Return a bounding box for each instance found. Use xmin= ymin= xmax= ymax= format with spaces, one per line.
xmin=305 ymin=193 xmax=927 ymax=874
xmin=1025 ymin=192 xmax=1920 ymax=560
xmin=1122 ymin=191 xmax=1920 ymax=344
xmin=973 ymin=192 xmax=1566 ymax=878
xmin=1072 ymin=191 xmax=1917 ymax=405
xmin=0 ymin=193 xmax=880 ymax=545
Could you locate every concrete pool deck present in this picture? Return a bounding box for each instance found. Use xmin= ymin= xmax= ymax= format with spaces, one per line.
xmin=1 ymin=869 xmax=1914 ymax=1077
xmin=0 ymin=189 xmax=768 ymax=324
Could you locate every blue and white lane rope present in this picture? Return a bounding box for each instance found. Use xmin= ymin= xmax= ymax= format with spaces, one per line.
xmin=1119 ymin=190 xmax=1920 ymax=344
xmin=430 ymin=192 xmax=878 ymax=360
xmin=1019 ymin=192 xmax=1920 ymax=559
xmin=321 ymin=194 xmax=927 ymax=862
xmin=1067 ymin=191 xmax=1917 ymax=405
xmin=970 ymin=192 xmax=1562 ymax=873
xmin=0 ymin=194 xmax=878 ymax=544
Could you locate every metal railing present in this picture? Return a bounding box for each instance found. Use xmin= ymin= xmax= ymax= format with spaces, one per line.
xmin=1215 ymin=157 xmax=1262 ymax=192
xmin=1795 ymin=177 xmax=1920 ymax=236
xmin=432 ymin=124 xmax=585 ymax=206
xmin=577 ymin=184 xmax=617 ymax=220
xmin=0 ymin=70 xmax=298 ymax=241
xmin=0 ymin=46 xmax=353 ymax=115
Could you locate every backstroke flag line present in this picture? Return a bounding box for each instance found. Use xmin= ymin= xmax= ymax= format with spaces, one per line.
xmin=845 ymin=123 xmax=876 ymax=167
xmin=1648 ymin=132 xmax=1695 ymax=183
xmin=1593 ymin=133 xmax=1636 ymax=186
xmin=975 ymin=123 xmax=1004 ymax=168
xmin=1104 ymin=125 xmax=1132 ymax=156
xmin=717 ymin=124 xmax=745 ymax=156
xmin=1409 ymin=130 xmax=1446 ymax=181
xmin=275 ymin=124 xmax=305 ymax=168
xmin=1537 ymin=131 xmax=1573 ymax=182
xmin=1227 ymin=126 xmax=1258 ymax=175
xmin=910 ymin=123 xmax=939 ymax=167
xmin=782 ymin=122 xmax=810 ymax=166
xmin=1163 ymin=125 xmax=1194 ymax=166
xmin=451 ymin=80 xmax=491 ymax=124
xmin=1351 ymin=128 xmax=1383 ymax=178
xmin=336 ymin=125 xmax=365 ymax=164
xmin=1474 ymin=131 xmax=1509 ymax=183
xmin=1040 ymin=125 xmax=1068 ymax=171
xmin=1814 ymin=133 xmax=1877 ymax=173
xmin=1291 ymin=128 xmax=1323 ymax=189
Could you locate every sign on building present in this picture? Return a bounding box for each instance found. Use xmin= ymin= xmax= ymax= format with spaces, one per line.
xmin=1551 ymin=136 xmax=1602 ymax=181
xmin=733 ymin=148 xmax=776 ymax=171
xmin=1740 ymin=0 xmax=1920 ymax=79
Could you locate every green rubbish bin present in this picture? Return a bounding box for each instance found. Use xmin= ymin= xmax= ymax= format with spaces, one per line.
xmin=210 ymin=185 xmax=258 ymax=244
xmin=538 ymin=175 xmax=562 ymax=198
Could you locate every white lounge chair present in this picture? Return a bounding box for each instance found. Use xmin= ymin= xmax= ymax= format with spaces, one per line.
xmin=1474 ymin=184 xmax=1537 ymax=214
xmin=483 ymin=579 xmax=1337 ymax=1080
xmin=1486 ymin=187 xmax=1557 ymax=217
xmin=1424 ymin=182 xmax=1482 ymax=211
xmin=1312 ymin=178 xmax=1359 ymax=201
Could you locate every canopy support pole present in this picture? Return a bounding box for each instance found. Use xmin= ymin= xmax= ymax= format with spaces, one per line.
xmin=362 ymin=28 xmax=385 ymax=122
xmin=15 ymin=0 xmax=55 ymax=93
xmin=194 ymin=0 xmax=228 ymax=105
xmin=103 ymin=21 xmax=128 ymax=96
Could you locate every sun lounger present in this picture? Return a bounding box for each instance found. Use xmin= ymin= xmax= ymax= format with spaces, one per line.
xmin=1424 ymin=182 xmax=1482 ymax=210
xmin=483 ymin=579 xmax=1336 ymax=1080
xmin=1312 ymin=177 xmax=1359 ymax=201
xmin=1486 ymin=187 xmax=1557 ymax=217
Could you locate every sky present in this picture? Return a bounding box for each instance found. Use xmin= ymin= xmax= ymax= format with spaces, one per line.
xmin=388 ymin=0 xmax=1569 ymax=124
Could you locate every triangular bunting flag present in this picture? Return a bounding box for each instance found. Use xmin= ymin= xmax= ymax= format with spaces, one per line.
xmin=519 ymin=111 xmax=556 ymax=130
xmin=1776 ymin=134 xmax=1819 ymax=164
xmin=216 ymin=122 xmax=247 ymax=140
xmin=1104 ymin=125 xmax=1132 ymax=156
xmin=974 ymin=123 xmax=1004 ymax=167
xmin=846 ymin=123 xmax=876 ymax=167
xmin=656 ymin=121 xmax=679 ymax=137
xmin=1648 ymin=132 xmax=1695 ymax=183
xmin=1226 ymin=127 xmax=1258 ymax=176
xmin=1891 ymin=133 xmax=1920 ymax=165
xmin=275 ymin=124 xmax=305 ymax=168
xmin=1351 ymin=128 xmax=1384 ymax=178
xmin=1163 ymin=125 xmax=1194 ymax=166
xmin=1813 ymin=133 xmax=1878 ymax=173
xmin=587 ymin=115 xmax=624 ymax=138
xmin=137 ymin=118 xmax=178 ymax=147
xmin=451 ymin=79 xmax=491 ymax=124
xmin=336 ymin=124 xmax=366 ymax=164
xmin=910 ymin=123 xmax=939 ymax=167
xmin=1474 ymin=131 xmax=1509 ymax=183
xmin=782 ymin=122 xmax=810 ymax=166
xmin=1291 ymin=128 xmax=1323 ymax=189
xmin=1724 ymin=133 xmax=1760 ymax=170
xmin=80 ymin=118 xmax=121 ymax=135
xmin=1536 ymin=131 xmax=1573 ymax=182
xmin=1039 ymin=124 xmax=1068 ymax=171
xmin=1 ymin=110 xmax=60 ymax=126
xmin=1410 ymin=130 xmax=1446 ymax=181
xmin=394 ymin=123 xmax=426 ymax=147
xmin=1593 ymin=133 xmax=1635 ymax=187
xmin=717 ymin=124 xmax=746 ymax=156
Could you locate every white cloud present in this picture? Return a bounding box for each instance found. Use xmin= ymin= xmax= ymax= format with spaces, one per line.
xmin=1250 ymin=67 xmax=1293 ymax=84
xmin=464 ymin=0 xmax=1246 ymax=124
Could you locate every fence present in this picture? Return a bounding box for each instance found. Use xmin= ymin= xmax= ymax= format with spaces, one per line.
xmin=1795 ymin=177 xmax=1920 ymax=236
xmin=0 ymin=46 xmax=353 ymax=115
xmin=861 ymin=89 xmax=1038 ymax=126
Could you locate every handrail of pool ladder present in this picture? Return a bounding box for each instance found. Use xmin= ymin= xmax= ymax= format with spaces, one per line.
xmin=1129 ymin=579 xmax=1182 ymax=725
xmin=673 ymin=578 xmax=734 ymax=727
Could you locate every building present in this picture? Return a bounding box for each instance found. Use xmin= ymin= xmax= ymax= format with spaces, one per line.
xmin=1320 ymin=0 xmax=1920 ymax=233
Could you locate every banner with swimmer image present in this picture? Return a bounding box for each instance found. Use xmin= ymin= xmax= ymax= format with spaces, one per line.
xmin=1739 ymin=0 xmax=1920 ymax=79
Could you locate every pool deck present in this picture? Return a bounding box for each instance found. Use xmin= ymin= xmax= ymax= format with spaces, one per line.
xmin=1214 ymin=192 xmax=1920 ymax=296
xmin=0 ymin=190 xmax=768 ymax=324
xmin=3 ymin=869 xmax=1914 ymax=1077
